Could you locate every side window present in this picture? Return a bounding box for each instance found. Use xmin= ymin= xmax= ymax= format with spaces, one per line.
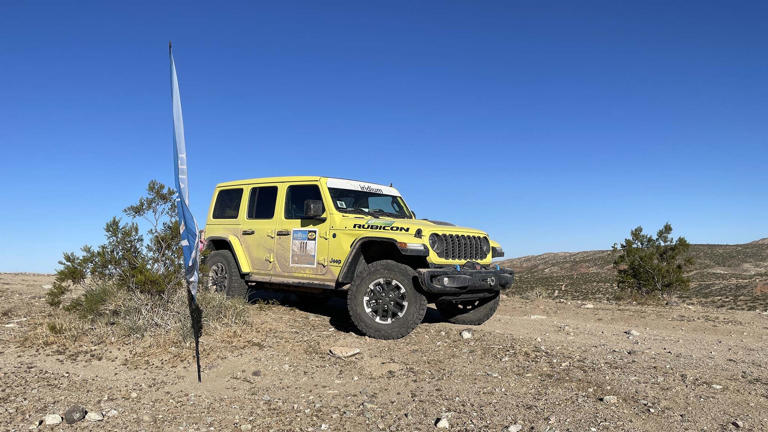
xmin=247 ymin=186 xmax=278 ymax=219
xmin=212 ymin=188 xmax=243 ymax=219
xmin=285 ymin=185 xmax=324 ymax=219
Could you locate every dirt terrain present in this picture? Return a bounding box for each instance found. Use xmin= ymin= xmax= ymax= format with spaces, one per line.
xmin=2 ymin=272 xmax=768 ymax=432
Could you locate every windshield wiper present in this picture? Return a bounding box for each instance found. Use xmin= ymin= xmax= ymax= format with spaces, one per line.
xmin=339 ymin=208 xmax=378 ymax=218
xmin=369 ymin=209 xmax=403 ymax=219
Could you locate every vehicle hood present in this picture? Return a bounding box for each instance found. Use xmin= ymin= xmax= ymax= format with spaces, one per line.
xmin=335 ymin=215 xmax=488 ymax=236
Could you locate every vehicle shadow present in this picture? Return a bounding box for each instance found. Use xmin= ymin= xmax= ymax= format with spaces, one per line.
xmin=246 ymin=287 xmax=445 ymax=334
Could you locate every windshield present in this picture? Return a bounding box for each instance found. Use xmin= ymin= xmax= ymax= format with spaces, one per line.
xmin=328 ymin=188 xmax=412 ymax=219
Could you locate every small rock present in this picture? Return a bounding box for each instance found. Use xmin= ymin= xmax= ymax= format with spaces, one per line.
xmin=44 ymin=414 xmax=62 ymax=425
xmin=530 ymin=315 xmax=547 ymax=319
xmin=105 ymin=409 xmax=118 ymax=417
xmin=625 ymin=329 xmax=640 ymax=336
xmin=602 ymin=395 xmax=618 ymax=404
xmin=329 ymin=347 xmax=361 ymax=358
xmin=130 ymin=392 xmax=138 ymax=399
xmin=240 ymin=424 xmax=252 ymax=431
xmin=504 ymin=425 xmax=523 ymax=432
xmin=85 ymin=412 xmax=103 ymax=422
xmin=711 ymin=384 xmax=723 ymax=390
xmin=460 ymin=329 xmax=473 ymax=339
xmin=581 ymin=303 xmax=594 ymax=309
xmin=141 ymin=414 xmax=153 ymax=423
xmin=435 ymin=417 xmax=450 ymax=429
xmin=64 ymin=406 xmax=86 ymax=424
xmin=732 ymin=420 xmax=744 ymax=428
xmin=251 ymin=370 xmax=262 ymax=377
xmin=320 ymin=424 xmax=329 ymax=431
xmin=41 ymin=284 xmax=52 ymax=290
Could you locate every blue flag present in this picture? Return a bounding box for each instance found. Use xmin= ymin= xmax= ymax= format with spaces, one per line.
xmin=170 ymin=45 xmax=200 ymax=299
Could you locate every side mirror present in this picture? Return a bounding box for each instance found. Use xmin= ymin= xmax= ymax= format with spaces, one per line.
xmin=304 ymin=199 xmax=325 ymax=219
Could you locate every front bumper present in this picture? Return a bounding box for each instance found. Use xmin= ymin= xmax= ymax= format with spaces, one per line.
xmin=417 ymin=263 xmax=514 ymax=299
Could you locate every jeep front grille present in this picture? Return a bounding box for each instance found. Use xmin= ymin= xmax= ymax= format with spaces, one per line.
xmin=435 ymin=234 xmax=488 ymax=261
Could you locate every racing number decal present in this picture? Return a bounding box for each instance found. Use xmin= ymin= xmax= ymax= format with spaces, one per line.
xmin=290 ymin=229 xmax=317 ymax=267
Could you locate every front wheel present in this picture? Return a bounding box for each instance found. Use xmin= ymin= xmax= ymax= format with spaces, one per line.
xmin=436 ymin=293 xmax=500 ymax=325
xmin=347 ymin=260 xmax=427 ymax=340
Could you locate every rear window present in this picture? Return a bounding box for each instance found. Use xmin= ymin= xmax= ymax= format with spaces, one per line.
xmin=212 ymin=188 xmax=243 ymax=219
xmin=285 ymin=184 xmax=324 ymax=219
xmin=247 ymin=186 xmax=278 ymax=219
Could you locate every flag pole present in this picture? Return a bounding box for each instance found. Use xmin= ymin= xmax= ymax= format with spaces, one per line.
xmin=170 ymin=41 xmax=203 ymax=383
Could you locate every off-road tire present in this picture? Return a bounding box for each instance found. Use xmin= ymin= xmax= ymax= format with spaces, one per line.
xmin=204 ymin=251 xmax=248 ymax=300
xmin=436 ymin=293 xmax=500 ymax=325
xmin=347 ymin=260 xmax=427 ymax=340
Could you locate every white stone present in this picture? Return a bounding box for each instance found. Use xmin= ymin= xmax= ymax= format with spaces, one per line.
xmin=530 ymin=315 xmax=547 ymax=319
xmin=106 ymin=409 xmax=118 ymax=417
xmin=711 ymin=384 xmax=723 ymax=390
xmin=435 ymin=418 xmax=450 ymax=429
xmin=460 ymin=329 xmax=473 ymax=339
xmin=504 ymin=425 xmax=523 ymax=432
xmin=329 ymin=347 xmax=360 ymax=358
xmin=44 ymin=414 xmax=62 ymax=425
xmin=602 ymin=395 xmax=618 ymax=404
xmin=625 ymin=329 xmax=640 ymax=336
xmin=85 ymin=412 xmax=103 ymax=422
xmin=581 ymin=304 xmax=594 ymax=309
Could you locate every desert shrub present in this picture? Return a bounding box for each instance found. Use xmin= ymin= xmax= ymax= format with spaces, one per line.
xmin=37 ymin=180 xmax=253 ymax=346
xmin=64 ymin=284 xmax=115 ymax=320
xmin=47 ymin=180 xmax=184 ymax=309
xmin=612 ymin=223 xmax=693 ymax=296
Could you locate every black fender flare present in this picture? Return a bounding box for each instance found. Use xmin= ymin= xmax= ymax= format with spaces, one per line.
xmin=338 ymin=237 xmax=400 ymax=284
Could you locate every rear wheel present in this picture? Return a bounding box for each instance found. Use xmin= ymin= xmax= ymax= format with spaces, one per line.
xmin=436 ymin=293 xmax=500 ymax=325
xmin=204 ymin=251 xmax=248 ymax=299
xmin=347 ymin=260 xmax=427 ymax=340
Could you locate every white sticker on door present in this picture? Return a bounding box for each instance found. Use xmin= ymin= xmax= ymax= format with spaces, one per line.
xmin=290 ymin=229 xmax=317 ymax=267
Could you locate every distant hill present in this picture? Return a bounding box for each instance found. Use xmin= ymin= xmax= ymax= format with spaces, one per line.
xmin=498 ymin=240 xmax=768 ymax=310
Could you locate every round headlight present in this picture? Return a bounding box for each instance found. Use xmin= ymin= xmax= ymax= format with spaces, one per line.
xmin=429 ymin=233 xmax=444 ymax=254
xmin=481 ymin=237 xmax=491 ymax=256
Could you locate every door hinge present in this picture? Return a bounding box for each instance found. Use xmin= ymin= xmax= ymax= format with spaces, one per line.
xmin=320 ymin=231 xmax=329 ymax=240
xmin=320 ymin=257 xmax=327 ymax=267
xmin=265 ymin=254 xmax=274 ymax=263
xmin=267 ymin=230 xmax=275 ymax=239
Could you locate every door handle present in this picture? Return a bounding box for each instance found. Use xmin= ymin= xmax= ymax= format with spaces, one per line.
xmin=242 ymin=229 xmax=255 ymax=235
xmin=276 ymin=230 xmax=290 ymax=236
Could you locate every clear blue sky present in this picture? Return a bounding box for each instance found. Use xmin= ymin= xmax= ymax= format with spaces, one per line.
xmin=1 ymin=1 xmax=766 ymax=273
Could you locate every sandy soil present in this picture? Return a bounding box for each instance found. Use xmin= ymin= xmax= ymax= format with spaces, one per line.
xmin=1 ymin=272 xmax=767 ymax=431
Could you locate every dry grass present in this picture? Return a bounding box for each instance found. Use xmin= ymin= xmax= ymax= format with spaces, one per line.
xmin=24 ymin=285 xmax=254 ymax=350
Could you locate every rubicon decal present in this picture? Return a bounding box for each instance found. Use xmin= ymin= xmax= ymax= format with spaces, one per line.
xmin=352 ymin=223 xmax=410 ymax=232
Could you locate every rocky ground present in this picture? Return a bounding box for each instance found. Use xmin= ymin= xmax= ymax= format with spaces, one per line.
xmin=2 ymin=272 xmax=768 ymax=431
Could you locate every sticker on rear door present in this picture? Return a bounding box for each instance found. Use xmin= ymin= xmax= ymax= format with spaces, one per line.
xmin=290 ymin=229 xmax=317 ymax=267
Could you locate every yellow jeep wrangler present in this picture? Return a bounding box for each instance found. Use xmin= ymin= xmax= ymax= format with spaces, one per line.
xmin=203 ymin=176 xmax=513 ymax=339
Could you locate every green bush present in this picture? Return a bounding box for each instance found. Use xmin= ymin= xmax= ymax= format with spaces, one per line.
xmin=612 ymin=223 xmax=694 ymax=296
xmin=47 ymin=180 xmax=184 ymax=310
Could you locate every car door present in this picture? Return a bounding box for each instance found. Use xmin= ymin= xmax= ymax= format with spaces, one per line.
xmin=274 ymin=183 xmax=331 ymax=280
xmin=238 ymin=184 xmax=279 ymax=275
